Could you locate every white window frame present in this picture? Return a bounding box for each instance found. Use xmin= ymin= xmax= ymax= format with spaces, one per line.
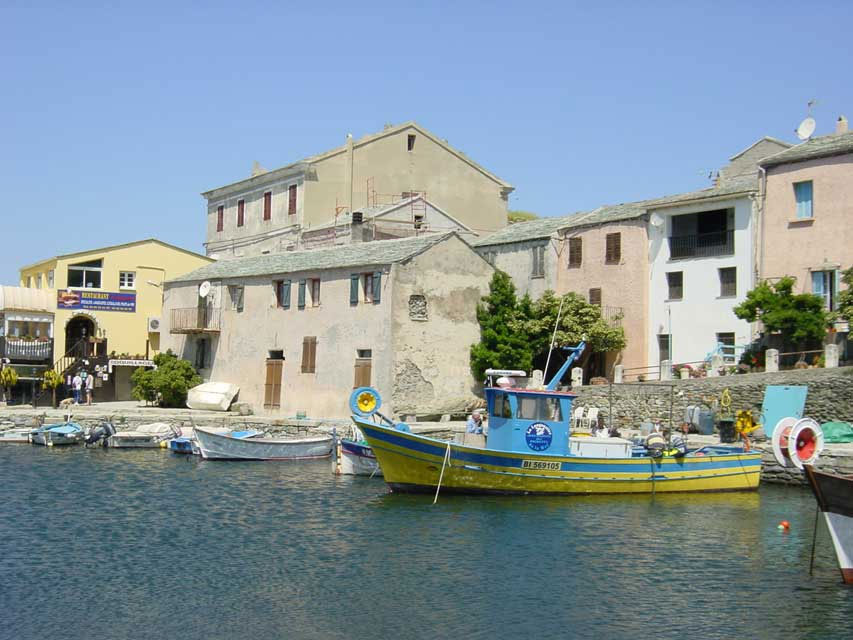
xmin=119 ymin=271 xmax=136 ymax=290
xmin=47 ymin=270 xmax=55 ymax=288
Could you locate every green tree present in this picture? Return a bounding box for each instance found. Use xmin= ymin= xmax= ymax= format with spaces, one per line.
xmin=508 ymin=210 xmax=538 ymax=224
xmin=835 ymin=266 xmax=853 ymax=321
xmin=131 ymin=350 xmax=202 ymax=407
xmin=42 ymin=369 xmax=62 ymax=408
xmin=0 ymin=366 xmax=19 ymax=403
xmin=470 ymin=271 xmax=534 ymax=380
xmin=733 ymin=277 xmax=827 ymax=348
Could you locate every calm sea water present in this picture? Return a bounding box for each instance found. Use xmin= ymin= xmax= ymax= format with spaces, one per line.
xmin=1 ymin=445 xmax=851 ymax=640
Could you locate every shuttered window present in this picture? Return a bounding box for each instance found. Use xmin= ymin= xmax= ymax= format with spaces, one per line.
xmin=264 ymin=358 xmax=283 ymax=409
xmin=794 ymin=181 xmax=813 ymax=219
xmin=568 ymin=237 xmax=582 ymax=267
xmin=354 ymin=357 xmax=372 ymax=388
xmin=301 ymin=337 xmax=317 ymax=373
xmin=298 ymin=280 xmax=306 ymax=309
xmin=237 ymin=200 xmax=245 ymax=227
xmin=372 ymin=271 xmax=381 ymax=303
xmin=718 ymin=268 xmax=736 ymax=298
xmin=274 ymin=280 xmax=291 ymax=308
xmin=350 ymin=274 xmax=360 ymax=305
xmin=310 ymin=278 xmax=321 ymax=306
xmin=605 ymin=233 xmax=621 ymax=264
xmin=667 ymin=272 xmax=683 ymax=300
xmin=288 ymin=185 xmax=297 ymax=216
xmin=263 ymin=191 xmax=272 ymax=221
xmin=589 ymin=288 xmax=602 ymax=306
xmin=216 ymin=206 xmax=224 ymax=232
xmin=531 ymin=245 xmax=545 ymax=277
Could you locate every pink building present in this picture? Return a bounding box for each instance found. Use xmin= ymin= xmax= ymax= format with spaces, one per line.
xmin=760 ymin=119 xmax=853 ymax=310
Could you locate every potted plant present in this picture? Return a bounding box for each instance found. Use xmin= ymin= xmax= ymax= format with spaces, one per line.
xmin=42 ymin=369 xmax=62 ymax=408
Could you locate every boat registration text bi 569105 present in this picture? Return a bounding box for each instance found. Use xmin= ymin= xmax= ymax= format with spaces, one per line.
xmin=521 ymin=460 xmax=561 ymax=471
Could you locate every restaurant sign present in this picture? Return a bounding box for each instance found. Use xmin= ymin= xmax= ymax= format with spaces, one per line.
xmin=57 ymin=289 xmax=136 ymax=313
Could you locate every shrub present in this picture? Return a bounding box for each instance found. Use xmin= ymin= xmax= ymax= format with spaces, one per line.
xmin=131 ymin=350 xmax=201 ymax=408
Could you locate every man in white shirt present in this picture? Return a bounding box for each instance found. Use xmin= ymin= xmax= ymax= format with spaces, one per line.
xmin=72 ymin=372 xmax=83 ymax=404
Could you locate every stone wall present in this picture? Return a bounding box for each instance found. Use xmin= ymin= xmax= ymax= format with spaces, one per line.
xmin=571 ymin=366 xmax=853 ymax=430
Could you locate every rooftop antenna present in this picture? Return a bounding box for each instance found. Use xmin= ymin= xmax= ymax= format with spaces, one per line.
xmin=796 ymin=99 xmax=818 ymax=141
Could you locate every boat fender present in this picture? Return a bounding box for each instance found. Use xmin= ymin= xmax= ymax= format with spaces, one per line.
xmin=771 ymin=417 xmax=824 ymax=469
xmin=394 ymin=422 xmax=410 ymax=433
xmin=349 ymin=387 xmax=382 ymax=417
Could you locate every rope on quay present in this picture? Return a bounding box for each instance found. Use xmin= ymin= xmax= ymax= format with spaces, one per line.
xmin=433 ymin=441 xmax=453 ymax=505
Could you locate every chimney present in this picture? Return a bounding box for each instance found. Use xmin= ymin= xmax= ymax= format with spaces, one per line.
xmin=351 ymin=211 xmax=364 ymax=244
xmin=836 ymin=115 xmax=849 ymax=135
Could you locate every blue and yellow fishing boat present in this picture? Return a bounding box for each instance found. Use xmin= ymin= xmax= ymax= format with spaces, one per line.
xmin=352 ymin=344 xmax=761 ymax=495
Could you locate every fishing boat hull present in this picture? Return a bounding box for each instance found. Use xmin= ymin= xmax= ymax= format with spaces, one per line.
xmin=338 ymin=439 xmax=382 ymax=476
xmin=354 ymin=418 xmax=762 ymax=495
xmin=803 ymin=465 xmax=853 ymax=585
xmin=195 ymin=426 xmax=333 ymax=460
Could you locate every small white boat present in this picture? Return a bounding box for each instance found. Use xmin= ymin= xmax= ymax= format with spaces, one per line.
xmin=334 ymin=427 xmax=382 ymax=476
xmin=1 ymin=426 xmax=33 ymax=443
xmin=195 ymin=426 xmax=333 ymax=460
xmin=30 ymin=423 xmax=84 ymax=446
xmin=107 ymin=422 xmax=181 ymax=448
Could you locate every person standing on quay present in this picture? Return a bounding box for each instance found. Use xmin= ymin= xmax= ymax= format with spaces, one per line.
xmin=85 ymin=371 xmax=94 ymax=405
xmin=72 ymin=372 xmax=82 ymax=404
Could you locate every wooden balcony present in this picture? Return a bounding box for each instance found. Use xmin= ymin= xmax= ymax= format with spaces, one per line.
xmin=0 ymin=336 xmax=53 ymax=362
xmin=170 ymin=308 xmax=221 ymax=334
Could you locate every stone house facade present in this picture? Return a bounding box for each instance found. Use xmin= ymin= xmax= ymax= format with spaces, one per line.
xmin=161 ymin=233 xmax=493 ymax=419
xmin=202 ymin=122 xmax=514 ymax=259
xmin=759 ymin=120 xmax=853 ymax=311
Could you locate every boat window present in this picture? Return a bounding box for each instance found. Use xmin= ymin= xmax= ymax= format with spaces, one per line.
xmin=492 ymin=393 xmax=513 ymax=419
xmin=516 ymin=395 xmax=562 ymax=421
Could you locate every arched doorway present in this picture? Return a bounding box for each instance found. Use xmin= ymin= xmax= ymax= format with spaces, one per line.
xmin=65 ymin=315 xmax=96 ymax=358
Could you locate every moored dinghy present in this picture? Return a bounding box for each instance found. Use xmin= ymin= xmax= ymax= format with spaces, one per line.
xmin=107 ymin=422 xmax=181 ymax=448
xmin=194 ymin=426 xmax=333 ymax=460
xmin=353 ymin=342 xmax=763 ymax=496
xmin=30 ymin=422 xmax=84 ymax=446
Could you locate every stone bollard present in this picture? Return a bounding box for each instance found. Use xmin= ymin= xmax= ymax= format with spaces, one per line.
xmin=614 ymin=365 xmax=624 ymax=384
xmin=710 ymin=354 xmax=724 ymax=376
xmin=571 ymin=367 xmax=583 ymax=388
xmin=660 ymin=360 xmax=672 ymax=381
xmin=530 ymin=369 xmax=545 ymax=389
xmin=825 ymin=343 xmax=839 ymax=368
xmin=680 ymin=368 xmax=691 ymax=380
xmin=765 ymin=349 xmax=779 ymax=372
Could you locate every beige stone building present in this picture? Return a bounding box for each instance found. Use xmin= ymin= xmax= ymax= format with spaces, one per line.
xmin=759 ymin=120 xmax=853 ymax=309
xmin=161 ymin=233 xmax=493 ymax=419
xmin=202 ymin=122 xmax=514 ymax=258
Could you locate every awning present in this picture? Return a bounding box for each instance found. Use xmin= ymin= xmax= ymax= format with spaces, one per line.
xmin=0 ymin=286 xmax=56 ymax=313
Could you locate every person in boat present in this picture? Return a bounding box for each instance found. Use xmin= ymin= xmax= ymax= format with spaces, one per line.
xmin=645 ymin=428 xmax=667 ymax=457
xmin=466 ymin=410 xmax=484 ymax=435
xmin=661 ymin=427 xmax=687 ymax=457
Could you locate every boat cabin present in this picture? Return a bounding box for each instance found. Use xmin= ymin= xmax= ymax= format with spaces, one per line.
xmin=485 ymin=385 xmax=574 ymax=456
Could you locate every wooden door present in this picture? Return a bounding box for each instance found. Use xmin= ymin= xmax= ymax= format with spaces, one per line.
xmin=264 ymin=359 xmax=283 ymax=409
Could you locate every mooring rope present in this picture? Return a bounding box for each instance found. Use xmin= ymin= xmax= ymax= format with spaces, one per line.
xmin=433 ymin=441 xmax=453 ymax=505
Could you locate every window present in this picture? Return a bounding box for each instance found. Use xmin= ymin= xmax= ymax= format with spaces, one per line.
xmin=354 ymin=349 xmax=372 ymax=387
xmin=195 ymin=338 xmax=208 ymax=369
xmin=812 ymin=270 xmax=838 ymax=310
xmin=47 ymin=270 xmax=54 ymax=288
xmin=301 ymin=336 xmax=317 ymax=373
xmin=216 ymin=206 xmax=224 ymax=232
xmin=409 ymin=294 xmax=428 ymax=320
xmin=229 ymin=285 xmax=244 ymax=312
xmin=309 ymin=278 xmax=321 ymax=306
xmin=667 ymin=272 xmax=683 ymax=300
xmin=119 ymin=271 xmax=136 ymax=290
xmin=35 ymin=274 xmax=42 ymax=289
xmin=288 ymin=185 xmax=297 ymax=216
xmin=407 ymin=134 xmax=416 ymax=151
xmin=516 ymin=395 xmax=562 ymax=421
xmin=568 ymin=237 xmax=582 ymax=267
xmin=657 ymin=334 xmax=671 ymax=363
xmin=274 ymin=280 xmax=291 ymax=309
xmin=794 ymin=181 xmax=813 ymax=219
xmin=263 ymin=191 xmax=272 ymax=221
xmin=718 ymin=267 xmax=736 ymax=298
xmin=26 ymin=276 xmax=31 ymax=287
xmin=589 ymin=288 xmax=602 ymax=306
xmin=532 ymin=245 xmax=545 ymax=278
xmin=605 ymin=233 xmax=621 ymax=264
xmin=491 ymin=393 xmax=513 ymax=419
xmin=716 ymin=332 xmax=735 ymax=363
xmin=67 ymin=259 xmax=102 ymax=288
xmin=237 ymin=199 xmax=245 ymax=227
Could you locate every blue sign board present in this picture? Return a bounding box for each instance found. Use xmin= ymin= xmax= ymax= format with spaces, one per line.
xmin=57 ymin=289 xmax=136 ymax=313
xmin=525 ymin=422 xmax=553 ymax=451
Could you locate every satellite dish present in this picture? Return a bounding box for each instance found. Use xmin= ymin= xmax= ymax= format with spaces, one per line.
xmin=198 ymin=281 xmax=211 ymax=298
xmin=650 ymin=213 xmax=664 ymax=228
xmin=796 ymin=117 xmax=816 ymax=141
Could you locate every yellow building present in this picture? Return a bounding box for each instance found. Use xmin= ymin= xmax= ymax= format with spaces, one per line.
xmin=19 ymin=239 xmax=212 ymax=400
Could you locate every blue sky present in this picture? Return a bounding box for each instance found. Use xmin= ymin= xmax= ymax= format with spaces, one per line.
xmin=2 ymin=1 xmax=852 ymax=283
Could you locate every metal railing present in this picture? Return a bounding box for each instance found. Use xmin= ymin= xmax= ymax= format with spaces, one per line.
xmin=602 ymin=306 xmax=624 ymax=326
xmin=170 ymin=307 xmax=221 ymax=333
xmin=0 ymin=337 xmax=53 ymax=361
xmin=668 ymin=229 xmax=734 ymax=259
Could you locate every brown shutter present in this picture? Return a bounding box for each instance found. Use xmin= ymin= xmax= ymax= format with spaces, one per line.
xmin=354 ymin=358 xmax=372 ymax=388
xmin=264 ymin=359 xmax=283 ymax=409
xmin=288 ymin=185 xmax=297 ymax=215
xmin=217 ymin=206 xmax=224 ymax=232
xmin=263 ymin=191 xmax=272 ymax=220
xmin=605 ymin=233 xmax=621 ymax=263
xmin=568 ymin=237 xmax=582 ymax=267
xmin=237 ymin=200 xmax=245 ymax=227
xmin=589 ymin=288 xmax=602 ymax=306
xmin=302 ymin=337 xmax=317 ymax=373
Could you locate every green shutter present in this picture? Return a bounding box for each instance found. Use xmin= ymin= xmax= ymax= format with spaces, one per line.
xmin=282 ymin=280 xmax=291 ymax=309
xmin=298 ymin=280 xmax=306 ymax=309
xmin=350 ymin=274 xmax=360 ymax=305
xmin=372 ymin=271 xmax=381 ymax=303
